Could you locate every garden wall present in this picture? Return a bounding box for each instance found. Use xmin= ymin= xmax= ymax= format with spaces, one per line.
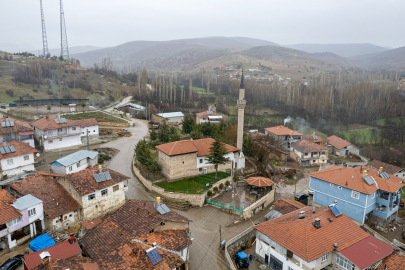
xmin=99 ymin=122 xmax=129 ymax=127
xmin=132 ymin=160 xmax=206 ymax=207
xmin=242 ymin=190 xmax=275 ymax=219
xmin=225 ymin=227 xmax=256 ymax=270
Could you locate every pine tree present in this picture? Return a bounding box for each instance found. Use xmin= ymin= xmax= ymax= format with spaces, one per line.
xmin=206 ymin=137 xmax=230 ymax=179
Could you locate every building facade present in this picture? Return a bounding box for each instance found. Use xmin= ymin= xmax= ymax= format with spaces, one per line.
xmin=0 ymin=116 xmax=35 ymax=147
xmin=195 ymin=110 xmax=223 ymax=124
xmin=152 ymin=112 xmax=185 ymax=125
xmin=51 ymin=150 xmax=98 ymax=175
xmin=0 ymin=140 xmax=39 ymax=177
xmin=327 ymin=135 xmax=360 ymax=156
xmin=290 ymin=139 xmax=329 ymax=166
xmin=264 ymin=126 xmax=303 ymax=150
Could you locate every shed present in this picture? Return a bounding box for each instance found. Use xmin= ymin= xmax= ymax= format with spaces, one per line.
xmin=152 ymin=112 xmax=184 ymax=125
xmin=50 ymin=150 xmax=98 ymax=175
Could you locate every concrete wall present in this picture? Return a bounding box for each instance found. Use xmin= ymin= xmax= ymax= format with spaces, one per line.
xmin=242 ymin=190 xmax=275 ymax=219
xmin=333 ymin=144 xmax=359 ymax=156
xmin=80 ymin=125 xmax=99 ymax=137
xmin=44 ymin=134 xmax=82 ymax=151
xmin=132 ymin=161 xmax=208 ymax=207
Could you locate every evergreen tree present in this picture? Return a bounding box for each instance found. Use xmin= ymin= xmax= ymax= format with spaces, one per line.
xmin=206 ymin=137 xmax=230 ymax=179
xmin=190 ymin=125 xmax=203 ymax=140
xmin=182 ymin=115 xmax=194 ymax=134
xmin=150 ymin=129 xmax=158 ymax=141
xmin=157 ymin=123 xmax=171 ymax=143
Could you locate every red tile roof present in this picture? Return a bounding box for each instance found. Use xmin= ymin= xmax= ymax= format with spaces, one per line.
xmin=310 ymin=165 xmax=404 ymax=195
xmin=10 ymin=174 xmax=81 ymax=219
xmin=24 ymin=240 xmax=82 ymax=270
xmin=264 ymin=126 xmax=302 ymax=136
xmin=327 ymin=135 xmax=352 ymax=149
xmin=81 ymin=219 xmax=102 ymax=230
xmin=32 ymin=257 xmax=100 ymax=270
xmin=138 ymin=229 xmax=189 ymax=252
xmin=64 ymin=166 xmax=130 ymax=196
xmin=31 ymin=115 xmax=79 ymax=131
xmin=254 ymin=206 xmax=370 ymax=262
xmin=75 ymin=118 xmax=98 ymax=128
xmin=246 ymin=176 xmax=274 ymax=187
xmin=368 ymin=160 xmax=403 ymax=175
xmin=156 ymin=138 xmax=240 ymax=157
xmin=0 ymin=140 xmax=39 ymax=160
xmin=302 ymin=133 xmax=328 ymax=143
xmin=291 ymin=139 xmax=329 ymax=153
xmin=339 ymin=235 xmax=393 ymax=269
xmin=273 ymin=199 xmax=307 ymax=215
xmin=196 ymin=111 xmax=221 ymax=118
xmin=379 ymin=253 xmax=405 ymax=270
xmin=0 ymin=189 xmax=21 ymax=225
xmin=0 ymin=116 xmax=33 ymax=135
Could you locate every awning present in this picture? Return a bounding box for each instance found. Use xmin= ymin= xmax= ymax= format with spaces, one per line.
xmin=208 ymin=116 xmax=223 ymax=120
xmin=19 ymin=131 xmax=34 ymax=135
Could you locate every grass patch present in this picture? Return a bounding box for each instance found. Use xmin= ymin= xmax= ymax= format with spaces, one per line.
xmin=193 ymin=87 xmax=215 ymax=96
xmin=299 ymin=127 xmax=328 ymax=138
xmin=337 ymin=128 xmax=380 ymax=145
xmin=155 ymin=172 xmax=229 ymax=194
xmin=63 ymin=112 xmax=128 ymax=123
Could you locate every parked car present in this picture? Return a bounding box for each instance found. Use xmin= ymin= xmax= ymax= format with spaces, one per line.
xmin=295 ymin=193 xmax=309 ymax=205
xmin=0 ymin=255 xmax=24 ymax=270
xmin=308 ymin=189 xmax=315 ymax=195
xmin=234 ymin=252 xmax=249 ymax=269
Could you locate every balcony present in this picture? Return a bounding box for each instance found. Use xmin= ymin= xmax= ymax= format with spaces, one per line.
xmin=46 ymin=130 xmax=81 ymax=138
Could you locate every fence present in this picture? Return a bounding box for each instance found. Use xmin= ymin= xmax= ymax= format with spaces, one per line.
xmin=134 ymin=160 xmax=165 ymax=182
xmin=206 ymin=197 xmax=244 ymax=214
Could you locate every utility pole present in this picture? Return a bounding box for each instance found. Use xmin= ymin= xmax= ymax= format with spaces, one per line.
xmin=219 ymin=225 xmax=222 ymax=248
xmin=86 ymin=129 xmax=89 ymax=151
xmin=185 ymin=230 xmax=192 ymax=270
xmin=231 ymin=161 xmax=235 ymax=220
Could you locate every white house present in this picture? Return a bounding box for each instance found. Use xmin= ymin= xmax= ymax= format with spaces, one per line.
xmin=76 ymin=118 xmax=99 ymax=139
xmin=195 ymin=110 xmax=223 ymax=124
xmin=57 ymin=166 xmax=130 ymax=221
xmin=31 ymin=115 xmax=82 ymax=151
xmin=0 ymin=116 xmax=35 ymax=147
xmin=327 ymin=135 xmax=360 ymax=156
xmin=264 ymin=125 xmax=303 ymax=150
xmin=0 ymin=190 xmax=44 ymax=249
xmin=290 ymin=139 xmax=329 ymax=166
xmin=0 ymin=140 xmax=39 ymax=178
xmin=51 ymin=150 xmax=99 ymax=175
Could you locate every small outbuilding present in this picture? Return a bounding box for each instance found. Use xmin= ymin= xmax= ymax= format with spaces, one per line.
xmin=51 ymin=150 xmax=98 ymax=174
xmin=245 ymin=176 xmax=274 ymax=196
xmin=152 ymin=112 xmax=184 ymax=125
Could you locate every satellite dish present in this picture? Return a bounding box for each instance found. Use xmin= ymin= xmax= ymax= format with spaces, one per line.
xmin=44 ymin=135 xmax=47 ymax=139
xmin=36 ymin=153 xmax=40 ymax=157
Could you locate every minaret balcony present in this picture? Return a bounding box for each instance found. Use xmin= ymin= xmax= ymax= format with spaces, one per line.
xmin=237 ymin=99 xmax=246 ymax=109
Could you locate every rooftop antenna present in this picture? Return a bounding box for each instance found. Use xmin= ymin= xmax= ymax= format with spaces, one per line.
xmin=60 ymin=0 xmax=70 ymax=60
xmin=39 ymin=0 xmax=49 ymax=57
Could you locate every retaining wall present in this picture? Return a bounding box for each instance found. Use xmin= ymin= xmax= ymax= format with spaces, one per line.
xmin=242 ymin=190 xmax=275 ymax=219
xmin=225 ymin=227 xmax=255 ymax=270
xmin=99 ymin=122 xmax=129 ymax=127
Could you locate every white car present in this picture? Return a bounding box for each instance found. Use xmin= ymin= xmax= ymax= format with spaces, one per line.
xmin=308 ymin=189 xmax=315 ymax=195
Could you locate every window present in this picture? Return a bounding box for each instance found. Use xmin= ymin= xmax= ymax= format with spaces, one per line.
xmin=69 ymin=214 xmax=72 ymax=217
xmin=88 ymin=194 xmax=96 ymax=200
xmin=372 ymin=192 xmax=375 ymax=199
xmin=7 ymin=159 xmax=13 ymax=165
xmin=93 ymin=130 xmax=95 ymax=132
xmin=7 ymin=216 xmax=22 ymax=227
xmin=288 ymin=267 xmax=294 ymax=270
xmin=101 ymin=189 xmax=108 ymax=196
xmin=48 ymin=130 xmax=53 ymax=135
xmin=336 ymin=255 xmax=354 ymax=270
xmin=24 ymin=155 xmax=29 ymax=161
xmin=113 ymin=185 xmax=119 ymax=192
xmin=352 ymin=190 xmax=360 ymax=199
xmin=199 ymin=159 xmax=203 ymax=164
xmin=304 ymin=153 xmax=309 ymax=156
xmin=330 ymin=183 xmax=334 ymax=187
xmin=72 ymin=127 xmax=76 ymax=131
xmin=6 ymin=133 xmax=11 ymax=137
xmin=48 ymin=140 xmax=53 ymax=144
xmin=28 ymin=208 xmax=36 ymax=217
xmin=82 ymin=132 xmax=85 ymax=134
xmin=77 ymin=162 xmax=80 ymax=168
xmin=321 ymin=151 xmax=326 ymax=154
xmin=69 ymin=166 xmax=73 ymax=171
xmin=338 ymin=186 xmax=342 ymax=190
xmin=286 ymin=249 xmax=293 ymax=259
xmin=199 ymin=168 xmax=202 ymax=172
xmin=322 ymin=254 xmax=328 ymax=262
xmin=59 ymin=138 xmax=62 ymax=141
xmin=58 ymin=128 xmax=63 ymax=132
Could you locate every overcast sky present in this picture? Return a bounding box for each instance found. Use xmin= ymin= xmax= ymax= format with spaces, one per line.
xmin=1 ymin=0 xmax=403 ymax=51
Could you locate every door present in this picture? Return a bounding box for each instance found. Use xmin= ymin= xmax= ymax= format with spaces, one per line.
xmin=345 ymin=150 xmax=349 ymax=156
xmin=265 ymin=254 xmax=269 ymax=264
xmin=203 ymin=168 xmax=207 ymax=174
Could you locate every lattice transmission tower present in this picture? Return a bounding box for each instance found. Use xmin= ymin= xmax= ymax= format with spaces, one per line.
xmin=60 ymin=0 xmax=69 ymax=60
xmin=39 ymin=0 xmax=49 ymax=57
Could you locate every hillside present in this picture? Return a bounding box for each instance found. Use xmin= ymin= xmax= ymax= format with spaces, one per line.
xmin=310 ymin=52 xmax=359 ymax=69
xmin=350 ymin=46 xmax=405 ymax=70
xmin=227 ymin=37 xmax=279 ymax=47
xmin=284 ymin=43 xmax=389 ymax=58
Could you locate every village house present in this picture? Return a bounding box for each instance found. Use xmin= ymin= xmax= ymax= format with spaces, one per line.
xmin=0 ymin=116 xmax=35 ymax=147
xmin=264 ymin=125 xmax=302 ymax=150
xmin=302 ymin=133 xmax=328 ymax=146
xmin=310 ymin=165 xmax=404 ymax=223
xmin=24 ymin=238 xmax=82 ymax=270
xmin=50 ymin=150 xmax=98 ymax=175
xmin=254 ymin=205 xmax=394 ymax=270
xmin=195 ymin=110 xmax=223 ymax=124
xmin=31 ymin=115 xmax=82 ymax=151
xmin=369 ymin=159 xmax=405 ymax=181
xmin=0 ymin=140 xmax=39 ymax=178
xmin=116 ymin=102 xmax=145 ymax=115
xmin=10 ymin=173 xmax=81 ymax=231
xmin=77 ymin=118 xmax=99 ymax=139
xmin=57 ymin=166 xmax=129 ymax=221
xmin=378 ymin=253 xmax=405 ymax=270
xmin=80 ymin=199 xmax=191 ymax=270
xmin=290 ymin=139 xmax=329 ymax=166
xmin=264 ymin=199 xmax=306 ymax=221
xmin=155 ymin=138 xmax=241 ymax=181
xmin=152 ymin=112 xmax=185 ymax=125
xmin=0 ymin=190 xmax=44 ymax=249
xmin=250 ymin=131 xmax=288 ymax=161
xmin=327 ymin=135 xmax=360 ymax=156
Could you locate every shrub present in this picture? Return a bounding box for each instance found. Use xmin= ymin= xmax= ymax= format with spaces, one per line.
xmin=225 ymin=180 xmax=230 ymax=186
xmin=219 ymin=183 xmax=224 ymax=190
xmin=6 ymin=89 xmax=14 ymax=97
xmin=213 ymin=186 xmax=218 ymax=192
xmin=233 ymin=176 xmax=237 ymax=181
xmin=207 ymin=190 xmax=212 ymax=197
xmin=32 ymin=88 xmax=38 ymax=92
xmin=98 ymin=154 xmax=111 ymax=164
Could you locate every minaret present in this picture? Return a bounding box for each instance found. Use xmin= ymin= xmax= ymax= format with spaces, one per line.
xmin=237 ymin=71 xmax=246 ymax=153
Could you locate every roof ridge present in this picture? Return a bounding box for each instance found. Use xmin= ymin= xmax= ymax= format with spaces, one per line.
xmin=304 ymin=219 xmax=309 ymax=261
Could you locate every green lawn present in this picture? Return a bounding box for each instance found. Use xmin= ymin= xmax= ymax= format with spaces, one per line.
xmin=376 ymin=117 xmax=403 ymax=126
xmin=337 ymin=128 xmax=380 ymax=145
xmin=299 ymin=127 xmax=328 ymax=138
xmin=63 ymin=112 xmax=128 ymax=123
xmin=155 ymin=172 xmax=229 ymax=194
xmin=193 ymin=87 xmax=215 ymax=96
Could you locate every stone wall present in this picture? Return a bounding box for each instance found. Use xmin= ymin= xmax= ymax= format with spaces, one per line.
xmin=158 ymin=151 xmax=198 ymax=181
xmin=225 ymin=227 xmax=256 ymax=270
xmin=99 ymin=122 xmax=129 ymax=127
xmin=132 ymin=160 xmax=207 ymax=207
xmin=242 ymin=190 xmax=275 ymax=219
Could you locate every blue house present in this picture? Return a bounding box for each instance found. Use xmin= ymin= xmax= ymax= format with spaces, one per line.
xmin=310 ymin=165 xmax=404 ymax=223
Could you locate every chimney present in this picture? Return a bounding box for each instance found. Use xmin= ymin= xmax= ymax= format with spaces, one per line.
xmin=312 ymin=206 xmax=315 ymax=213
xmin=152 ymin=242 xmax=157 ymax=247
xmin=156 ymin=197 xmax=161 ymax=207
xmin=98 ymin=165 xmax=102 ymax=174
xmin=40 ymin=251 xmax=51 ymax=263
xmin=333 ymin=242 xmax=338 ymax=249
xmin=313 ymin=218 xmax=321 ymax=229
xmin=328 ymin=214 xmax=333 ymax=222
xmin=299 ymin=211 xmax=305 ymax=219
xmin=2 ymin=140 xmax=6 ymax=147
xmin=69 ymin=233 xmax=75 ymax=244
xmin=379 ymin=167 xmax=383 ymax=176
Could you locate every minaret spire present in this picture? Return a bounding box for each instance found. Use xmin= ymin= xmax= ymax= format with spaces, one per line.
xmin=236 ymin=69 xmax=246 ymax=169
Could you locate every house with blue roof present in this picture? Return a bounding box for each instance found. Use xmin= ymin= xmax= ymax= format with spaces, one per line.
xmin=309 ymin=165 xmax=404 ymax=224
xmin=51 ymin=150 xmax=98 ymax=174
